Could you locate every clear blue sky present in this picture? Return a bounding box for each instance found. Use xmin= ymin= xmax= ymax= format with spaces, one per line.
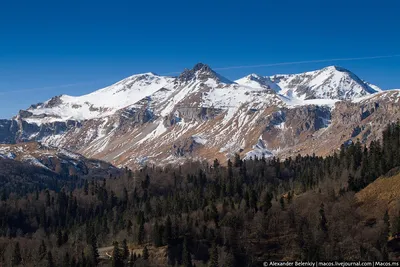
xmin=0 ymin=0 xmax=399 ymax=119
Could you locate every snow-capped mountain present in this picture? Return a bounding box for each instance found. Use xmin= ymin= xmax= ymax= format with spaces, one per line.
xmin=235 ymin=74 xmax=280 ymax=92
xmin=20 ymin=73 xmax=175 ymax=125
xmin=236 ymin=66 xmax=381 ymax=101
xmin=1 ymin=63 xmax=399 ymax=168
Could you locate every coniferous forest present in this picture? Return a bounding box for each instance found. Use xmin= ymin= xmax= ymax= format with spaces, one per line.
xmin=0 ymin=122 xmax=400 ymax=266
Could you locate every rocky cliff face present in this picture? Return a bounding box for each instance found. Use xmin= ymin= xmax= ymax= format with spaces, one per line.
xmin=0 ymin=142 xmax=120 ymax=177
xmin=0 ymin=63 xmax=399 ymax=168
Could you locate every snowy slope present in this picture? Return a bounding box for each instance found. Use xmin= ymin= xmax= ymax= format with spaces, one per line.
xmin=235 ymin=74 xmax=280 ymax=92
xmin=5 ymin=63 xmax=399 ymax=169
xmin=236 ymin=66 xmax=381 ymax=101
xmin=23 ymin=73 xmax=174 ymax=124
xmin=21 ymin=64 xmax=381 ymax=126
xmin=271 ymin=66 xmax=380 ymax=100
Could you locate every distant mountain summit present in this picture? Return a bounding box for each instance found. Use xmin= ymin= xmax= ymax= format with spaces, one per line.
xmin=236 ymin=65 xmax=381 ymax=100
xmin=1 ymin=63 xmax=399 ymax=169
xmin=178 ymin=63 xmax=233 ymax=84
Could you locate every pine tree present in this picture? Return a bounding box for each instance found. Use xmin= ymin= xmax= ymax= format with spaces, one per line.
xmin=127 ymin=220 xmax=133 ymax=236
xmin=233 ymin=153 xmax=242 ymax=167
xmin=63 ymin=231 xmax=69 ymax=244
xmin=90 ymin=233 xmax=99 ymax=266
xmin=38 ymin=240 xmax=47 ymax=260
xmin=45 ymin=190 xmax=51 ymax=207
xmin=143 ymin=246 xmax=149 ymax=260
xmin=227 ymin=159 xmax=233 ymax=179
xmin=182 ymin=236 xmax=192 ymax=267
xmin=249 ymin=189 xmax=257 ymax=212
xmin=11 ymin=242 xmax=22 ymax=266
xmin=164 ymin=216 xmax=172 ymax=244
xmin=262 ymin=192 xmax=272 ymax=215
xmin=112 ymin=242 xmax=123 ymax=267
xmin=63 ymin=252 xmax=70 ymax=267
xmin=381 ymin=210 xmax=390 ymax=260
xmin=84 ymin=180 xmax=89 ymax=195
xmin=394 ymin=212 xmax=400 ymax=234
xmin=81 ymin=251 xmax=87 ymax=267
xmin=319 ymin=203 xmax=328 ymax=234
xmin=138 ymin=220 xmax=145 ymax=244
xmin=208 ymin=242 xmax=218 ymax=267
xmin=122 ymin=239 xmax=129 ymax=260
xmin=57 ymin=229 xmax=63 ymax=247
xmin=279 ymin=196 xmax=285 ymax=210
xmin=46 ymin=251 xmax=55 ymax=267
xmin=213 ymin=159 xmax=220 ymax=169
xmin=224 ymin=251 xmax=235 ymax=267
xmin=153 ymin=221 xmax=163 ymax=247
xmin=129 ymin=252 xmax=135 ymax=267
xmin=287 ymin=191 xmax=293 ymax=204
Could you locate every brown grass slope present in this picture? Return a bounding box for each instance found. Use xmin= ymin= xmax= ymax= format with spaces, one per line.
xmin=356 ymin=169 xmax=400 ymax=219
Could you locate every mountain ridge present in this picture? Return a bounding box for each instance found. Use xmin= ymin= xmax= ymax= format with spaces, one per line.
xmin=0 ymin=63 xmax=399 ymax=169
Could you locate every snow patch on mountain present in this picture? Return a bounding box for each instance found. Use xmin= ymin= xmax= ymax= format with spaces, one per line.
xmin=244 ymin=137 xmax=273 ymax=160
xmin=273 ymin=66 xmax=379 ymax=100
xmin=192 ymin=135 xmax=207 ymax=145
xmin=24 ymin=73 xmax=174 ymax=124
xmin=235 ymin=74 xmax=281 ymax=92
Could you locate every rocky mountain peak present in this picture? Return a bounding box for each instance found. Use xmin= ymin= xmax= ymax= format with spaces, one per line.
xmin=178 ymin=63 xmax=233 ymax=84
xmin=192 ymin=63 xmax=212 ymax=73
xmin=322 ymin=65 xmax=346 ymax=72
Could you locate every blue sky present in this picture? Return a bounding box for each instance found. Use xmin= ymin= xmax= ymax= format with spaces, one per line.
xmin=0 ymin=0 xmax=399 ymax=118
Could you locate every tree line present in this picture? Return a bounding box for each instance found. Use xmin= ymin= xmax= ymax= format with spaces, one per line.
xmin=0 ymin=122 xmax=399 ymax=266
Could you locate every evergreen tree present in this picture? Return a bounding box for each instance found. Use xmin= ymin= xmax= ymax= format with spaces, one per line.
xmin=262 ymin=192 xmax=272 ymax=215
xmin=46 ymin=251 xmax=55 ymax=267
xmin=89 ymin=233 xmax=99 ymax=266
xmin=394 ymin=212 xmax=400 ymax=234
xmin=224 ymin=251 xmax=235 ymax=267
xmin=138 ymin=220 xmax=145 ymax=244
xmin=287 ymin=191 xmax=293 ymax=204
xmin=319 ymin=203 xmax=328 ymax=234
xmin=143 ymin=246 xmax=149 ymax=260
xmin=112 ymin=242 xmax=123 ymax=267
xmin=38 ymin=240 xmax=47 ymax=260
xmin=63 ymin=252 xmax=70 ymax=267
xmin=153 ymin=221 xmax=163 ymax=247
xmin=84 ymin=180 xmax=89 ymax=195
xmin=127 ymin=220 xmax=133 ymax=236
xmin=63 ymin=231 xmax=69 ymax=244
xmin=129 ymin=252 xmax=135 ymax=267
xmin=81 ymin=251 xmax=87 ymax=267
xmin=381 ymin=210 xmax=390 ymax=260
xmin=279 ymin=196 xmax=285 ymax=210
xmin=208 ymin=242 xmax=218 ymax=267
xmin=11 ymin=242 xmax=22 ymax=266
xmin=57 ymin=229 xmax=63 ymax=247
xmin=182 ymin=236 xmax=192 ymax=267
xmin=233 ymin=153 xmax=242 ymax=168
xmin=227 ymin=159 xmax=233 ymax=179
xmin=213 ymin=159 xmax=220 ymax=169
xmin=45 ymin=190 xmax=51 ymax=207
xmin=122 ymin=239 xmax=129 ymax=260
xmin=164 ymin=216 xmax=172 ymax=244
xmin=383 ymin=210 xmax=390 ymax=238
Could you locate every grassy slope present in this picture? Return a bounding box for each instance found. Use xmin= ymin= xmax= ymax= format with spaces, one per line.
xmin=356 ymin=171 xmax=400 ymax=219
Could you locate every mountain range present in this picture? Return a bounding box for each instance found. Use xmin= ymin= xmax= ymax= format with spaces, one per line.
xmin=1 ymin=63 xmax=399 ymax=169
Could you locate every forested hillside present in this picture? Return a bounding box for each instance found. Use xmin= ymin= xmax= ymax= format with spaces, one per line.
xmin=0 ymin=122 xmax=400 ymax=266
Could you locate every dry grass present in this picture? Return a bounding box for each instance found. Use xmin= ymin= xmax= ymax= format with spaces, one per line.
xmin=356 ymin=172 xmax=400 ymax=218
